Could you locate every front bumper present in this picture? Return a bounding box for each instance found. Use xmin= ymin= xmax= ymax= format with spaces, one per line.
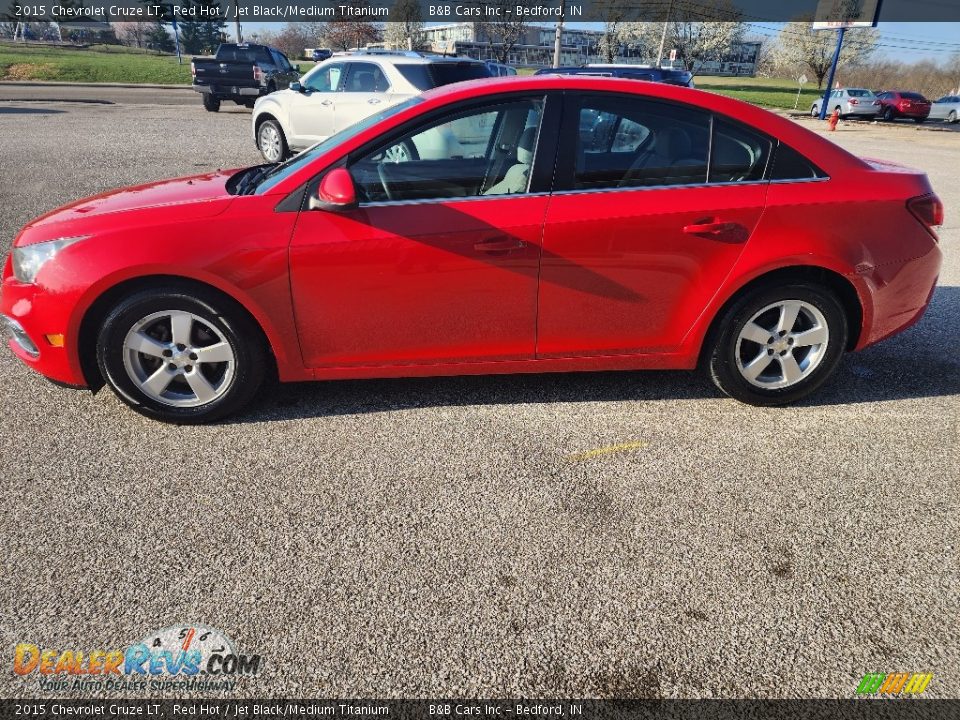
xmin=1 ymin=276 xmax=86 ymax=386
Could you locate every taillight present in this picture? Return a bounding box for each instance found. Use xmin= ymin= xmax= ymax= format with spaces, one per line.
xmin=907 ymin=194 xmax=944 ymax=240
xmin=849 ymin=98 xmax=859 ymax=105
xmin=253 ymin=65 xmax=264 ymax=83
xmin=190 ymin=61 xmax=195 ymax=78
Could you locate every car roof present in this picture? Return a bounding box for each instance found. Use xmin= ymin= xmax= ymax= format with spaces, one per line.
xmin=330 ymin=51 xmax=486 ymax=66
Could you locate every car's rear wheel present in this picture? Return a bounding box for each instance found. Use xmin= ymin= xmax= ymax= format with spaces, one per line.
xmin=257 ymin=118 xmax=288 ymax=163
xmin=810 ymin=105 xmax=819 ymax=117
xmin=883 ymin=107 xmax=894 ymax=121
xmin=706 ymin=284 xmax=848 ymax=406
xmin=97 ymin=288 xmax=266 ymax=423
xmin=202 ymin=94 xmax=220 ymax=112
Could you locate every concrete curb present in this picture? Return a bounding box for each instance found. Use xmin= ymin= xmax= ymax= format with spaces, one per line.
xmin=0 ymin=80 xmax=192 ymax=90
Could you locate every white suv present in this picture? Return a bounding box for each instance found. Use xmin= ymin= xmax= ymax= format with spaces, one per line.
xmin=252 ymin=50 xmax=492 ymax=163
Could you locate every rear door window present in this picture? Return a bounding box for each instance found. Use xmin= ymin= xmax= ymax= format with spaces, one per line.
xmin=769 ymin=144 xmax=825 ymax=181
xmin=710 ymin=119 xmax=772 ymax=183
xmin=343 ymin=62 xmax=390 ymax=92
xmin=570 ymin=95 xmax=710 ymax=189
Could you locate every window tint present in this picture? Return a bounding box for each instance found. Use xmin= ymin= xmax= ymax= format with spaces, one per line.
xmin=348 ymin=99 xmax=543 ymax=203
xmin=217 ymin=45 xmax=270 ymax=63
xmin=344 ymin=62 xmax=390 ymax=92
xmin=304 ymin=63 xmax=342 ymax=92
xmin=847 ymin=88 xmax=872 ymax=97
xmin=769 ymin=143 xmax=824 ymax=181
xmin=573 ymin=96 xmax=709 ymax=189
xmin=710 ymin=119 xmax=771 ymax=183
xmin=901 ymin=92 xmax=926 ymax=100
xmin=396 ymin=62 xmax=492 ymax=90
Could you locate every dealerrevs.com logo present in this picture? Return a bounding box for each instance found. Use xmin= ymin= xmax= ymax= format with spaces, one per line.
xmin=855 ymin=672 xmax=933 ymax=696
xmin=13 ymin=624 xmax=262 ymax=692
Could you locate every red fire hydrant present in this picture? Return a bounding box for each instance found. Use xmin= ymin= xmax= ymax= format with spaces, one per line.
xmin=827 ymin=107 xmax=840 ymax=131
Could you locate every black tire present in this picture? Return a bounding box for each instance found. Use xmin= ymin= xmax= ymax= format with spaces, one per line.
xmin=705 ymin=283 xmax=848 ymax=406
xmin=202 ymin=94 xmax=220 ymax=112
xmin=949 ymin=110 xmax=958 ymax=124
xmin=96 ymin=286 xmax=266 ymax=423
xmin=810 ymin=105 xmax=819 ymax=117
xmin=883 ymin=107 xmax=894 ymax=122
xmin=256 ymin=117 xmax=288 ymax=163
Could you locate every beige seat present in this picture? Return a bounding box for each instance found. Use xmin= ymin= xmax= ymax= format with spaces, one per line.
xmin=484 ymin=127 xmax=537 ymax=196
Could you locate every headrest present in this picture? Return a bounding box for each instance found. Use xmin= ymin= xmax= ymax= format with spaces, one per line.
xmin=517 ymin=126 xmax=537 ymax=164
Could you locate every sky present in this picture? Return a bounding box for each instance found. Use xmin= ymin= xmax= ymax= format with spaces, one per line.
xmin=236 ymin=21 xmax=960 ymax=65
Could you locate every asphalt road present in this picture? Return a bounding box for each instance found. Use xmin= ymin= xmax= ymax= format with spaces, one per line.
xmin=0 ymin=92 xmax=957 ymax=700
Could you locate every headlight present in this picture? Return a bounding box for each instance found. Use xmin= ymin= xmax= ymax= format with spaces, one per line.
xmin=12 ymin=236 xmax=89 ymax=284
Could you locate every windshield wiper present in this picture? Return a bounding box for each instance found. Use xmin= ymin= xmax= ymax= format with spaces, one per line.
xmin=236 ymin=163 xmax=277 ymax=195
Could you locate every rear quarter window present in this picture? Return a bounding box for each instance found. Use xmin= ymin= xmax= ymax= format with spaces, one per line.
xmin=397 ymin=63 xmax=492 ymax=90
xmin=769 ymin=143 xmax=826 ymax=181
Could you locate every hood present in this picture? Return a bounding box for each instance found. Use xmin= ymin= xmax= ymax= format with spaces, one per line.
xmin=19 ymin=170 xmax=239 ymax=243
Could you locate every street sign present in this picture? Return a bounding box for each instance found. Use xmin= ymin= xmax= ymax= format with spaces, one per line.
xmin=798 ymin=74 xmax=808 ymax=85
xmin=812 ymin=0 xmax=881 ymax=29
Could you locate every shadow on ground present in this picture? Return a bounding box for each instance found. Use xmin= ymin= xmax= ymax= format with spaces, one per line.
xmin=233 ymin=286 xmax=960 ymax=424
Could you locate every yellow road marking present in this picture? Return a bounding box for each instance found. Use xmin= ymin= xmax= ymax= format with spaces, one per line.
xmin=567 ymin=441 xmax=648 ymax=461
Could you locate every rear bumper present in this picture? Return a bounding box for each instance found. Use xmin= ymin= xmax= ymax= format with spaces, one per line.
xmin=856 ymin=241 xmax=943 ymax=349
xmin=193 ymin=85 xmax=263 ymax=97
xmin=845 ymin=105 xmax=879 ymax=116
xmin=0 ymin=277 xmax=86 ymax=386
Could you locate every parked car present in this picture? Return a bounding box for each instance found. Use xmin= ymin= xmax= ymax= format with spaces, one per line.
xmin=310 ymin=48 xmax=332 ymax=62
xmin=2 ymin=76 xmax=943 ymax=423
xmin=191 ymin=43 xmax=300 ymax=112
xmin=810 ymin=88 xmax=881 ymax=119
xmin=486 ymin=61 xmax=518 ymax=77
xmin=252 ymin=50 xmax=492 ymax=162
xmin=875 ymin=90 xmax=932 ymax=122
xmin=929 ymin=94 xmax=960 ymax=123
xmin=535 ymin=64 xmax=694 ymax=88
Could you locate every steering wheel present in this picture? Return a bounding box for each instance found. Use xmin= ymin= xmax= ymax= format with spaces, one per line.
xmin=376 ymin=162 xmax=395 ymax=201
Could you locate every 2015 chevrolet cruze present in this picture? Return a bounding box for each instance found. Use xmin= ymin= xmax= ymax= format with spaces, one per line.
xmin=2 ymin=76 xmax=944 ymax=423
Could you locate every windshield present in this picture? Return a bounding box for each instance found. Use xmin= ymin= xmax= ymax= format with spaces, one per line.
xmin=252 ymin=96 xmax=425 ymax=195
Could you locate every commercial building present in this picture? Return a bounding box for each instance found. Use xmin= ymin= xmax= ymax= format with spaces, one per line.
xmin=418 ymin=22 xmax=759 ymax=76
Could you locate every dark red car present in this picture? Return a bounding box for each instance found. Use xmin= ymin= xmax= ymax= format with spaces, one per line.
xmin=876 ymin=90 xmax=932 ymax=122
xmin=1 ymin=76 xmax=944 ymax=422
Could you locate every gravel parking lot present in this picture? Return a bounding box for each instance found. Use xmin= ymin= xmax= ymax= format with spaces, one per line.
xmin=0 ymin=92 xmax=957 ymax=699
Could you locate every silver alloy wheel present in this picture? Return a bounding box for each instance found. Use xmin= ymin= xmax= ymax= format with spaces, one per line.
xmin=122 ymin=310 xmax=236 ymax=408
xmin=258 ymin=122 xmax=283 ymax=163
xmin=811 ymin=105 xmax=818 ymax=117
xmin=735 ymin=300 xmax=830 ymax=390
xmin=382 ymin=142 xmax=412 ymax=163
xmin=950 ymin=110 xmax=958 ymax=123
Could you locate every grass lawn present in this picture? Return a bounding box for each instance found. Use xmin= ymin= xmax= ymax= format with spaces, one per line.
xmin=689 ymin=75 xmax=823 ymax=111
xmin=0 ymin=43 xmax=193 ymax=84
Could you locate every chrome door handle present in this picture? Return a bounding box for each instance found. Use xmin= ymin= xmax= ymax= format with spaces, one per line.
xmin=320 ymin=99 xmax=332 ymax=106
xmin=368 ymin=98 xmax=382 ymax=104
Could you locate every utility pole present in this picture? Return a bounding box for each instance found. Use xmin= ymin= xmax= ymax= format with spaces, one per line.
xmin=233 ymin=0 xmax=242 ymax=43
xmin=656 ymin=0 xmax=673 ymax=66
xmin=553 ymin=2 xmax=564 ymax=68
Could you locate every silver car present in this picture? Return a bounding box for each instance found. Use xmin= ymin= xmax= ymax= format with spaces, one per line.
xmin=929 ymin=95 xmax=960 ymax=123
xmin=811 ymin=88 xmax=881 ymax=119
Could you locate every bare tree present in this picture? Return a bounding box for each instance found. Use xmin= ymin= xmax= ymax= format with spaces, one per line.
xmin=476 ymin=1 xmax=528 ymax=64
xmin=773 ymin=19 xmax=877 ymax=89
xmin=383 ymin=0 xmax=425 ymax=51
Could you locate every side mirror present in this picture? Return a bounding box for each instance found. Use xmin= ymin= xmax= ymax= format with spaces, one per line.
xmin=290 ymin=81 xmax=303 ymax=93
xmin=309 ymin=168 xmax=357 ymax=211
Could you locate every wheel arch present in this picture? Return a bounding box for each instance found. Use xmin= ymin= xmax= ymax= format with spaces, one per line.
xmin=697 ymin=265 xmax=864 ymax=364
xmin=76 ymin=274 xmax=281 ymax=390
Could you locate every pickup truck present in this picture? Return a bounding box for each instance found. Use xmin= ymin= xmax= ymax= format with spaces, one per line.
xmin=191 ymin=43 xmax=301 ymax=112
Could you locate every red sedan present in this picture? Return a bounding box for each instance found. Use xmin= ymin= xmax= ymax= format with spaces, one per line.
xmin=876 ymin=90 xmax=932 ymax=122
xmin=1 ymin=76 xmax=944 ymax=423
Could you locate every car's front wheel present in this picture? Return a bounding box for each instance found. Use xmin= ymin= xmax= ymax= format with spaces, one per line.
xmin=706 ymin=284 xmax=848 ymax=406
xmin=257 ymin=118 xmax=288 ymax=163
xmin=949 ymin=110 xmax=958 ymax=123
xmin=97 ymin=287 xmax=266 ymax=423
